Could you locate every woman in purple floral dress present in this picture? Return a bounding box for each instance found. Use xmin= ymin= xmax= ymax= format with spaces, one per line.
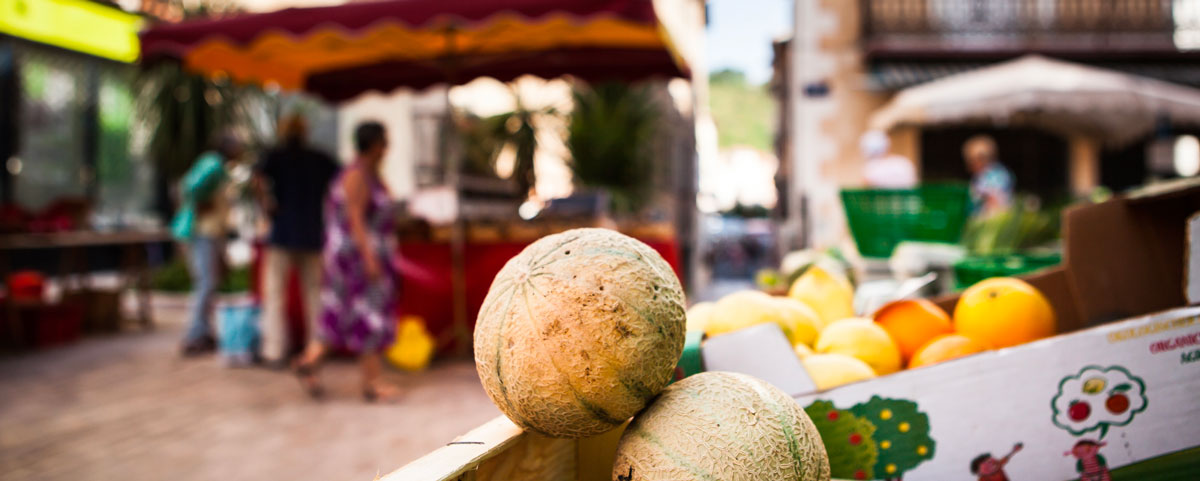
xmin=295 ymin=121 xmax=399 ymax=402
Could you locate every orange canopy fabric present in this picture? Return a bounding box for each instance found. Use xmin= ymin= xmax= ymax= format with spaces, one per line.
xmin=140 ymin=0 xmax=688 ymax=102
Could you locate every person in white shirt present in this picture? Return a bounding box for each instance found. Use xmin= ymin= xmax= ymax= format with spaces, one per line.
xmin=861 ymin=130 xmax=918 ymax=189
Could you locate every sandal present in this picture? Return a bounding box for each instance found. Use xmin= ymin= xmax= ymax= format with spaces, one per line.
xmin=362 ymin=381 xmax=402 ymax=403
xmin=293 ymin=361 xmax=325 ymax=400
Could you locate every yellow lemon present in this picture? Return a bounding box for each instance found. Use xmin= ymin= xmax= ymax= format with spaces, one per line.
xmin=954 ymin=277 xmax=1056 ymax=348
xmin=771 ymin=296 xmax=822 ymax=347
xmin=705 ymin=291 xmax=780 ymax=338
xmin=815 ymin=318 xmax=902 ymax=375
xmin=794 ymin=342 xmax=814 ymax=359
xmin=788 ymin=265 xmax=854 ymax=330
xmin=685 ymin=301 xmax=716 ymax=332
xmin=801 ymin=353 xmax=877 ymax=390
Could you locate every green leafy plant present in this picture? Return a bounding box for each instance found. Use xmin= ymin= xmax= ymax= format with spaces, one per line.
xmin=566 ymin=82 xmax=657 ymax=215
xmin=961 ymin=196 xmax=1060 ymax=256
xmin=455 ymin=92 xmax=548 ymax=198
xmin=151 ymin=257 xmax=250 ymax=293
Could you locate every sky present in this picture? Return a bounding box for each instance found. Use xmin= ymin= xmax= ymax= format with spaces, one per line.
xmin=706 ymin=0 xmax=794 ymax=85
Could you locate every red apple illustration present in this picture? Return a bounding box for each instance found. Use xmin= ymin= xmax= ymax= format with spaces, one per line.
xmin=848 ymin=433 xmax=863 ymax=445
xmin=1069 ymin=400 xmax=1091 ymax=421
xmin=1106 ymin=383 xmax=1132 ymax=414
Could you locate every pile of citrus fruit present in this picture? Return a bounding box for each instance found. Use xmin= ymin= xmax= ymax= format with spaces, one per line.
xmin=688 ymin=267 xmax=1057 ymax=391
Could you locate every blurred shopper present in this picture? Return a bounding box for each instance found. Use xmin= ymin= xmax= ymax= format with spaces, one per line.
xmin=172 ymin=132 xmax=243 ymax=357
xmin=860 ymin=130 xmax=917 ymax=188
xmin=294 ymin=121 xmax=400 ymax=401
xmin=255 ymin=114 xmax=340 ymax=368
xmin=963 ymin=135 xmax=1014 ymax=215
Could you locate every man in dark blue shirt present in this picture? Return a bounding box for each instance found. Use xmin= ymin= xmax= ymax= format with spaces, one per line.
xmin=255 ymin=114 xmax=340 ymax=367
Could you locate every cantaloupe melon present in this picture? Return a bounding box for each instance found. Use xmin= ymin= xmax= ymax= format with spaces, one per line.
xmin=612 ymin=372 xmax=831 ymax=481
xmin=473 ymin=228 xmax=686 ymax=438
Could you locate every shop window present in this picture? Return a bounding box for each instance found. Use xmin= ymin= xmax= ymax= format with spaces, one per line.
xmin=96 ymin=69 xmax=155 ymax=228
xmin=16 ymin=53 xmax=88 ymax=211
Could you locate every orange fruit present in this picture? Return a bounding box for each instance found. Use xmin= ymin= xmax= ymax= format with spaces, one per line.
xmin=908 ymin=334 xmax=990 ymax=368
xmin=954 ymin=277 xmax=1056 ymax=348
xmin=873 ymin=299 xmax=953 ymax=363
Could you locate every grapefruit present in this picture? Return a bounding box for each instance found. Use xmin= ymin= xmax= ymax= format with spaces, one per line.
xmin=954 ymin=277 xmax=1056 ymax=348
xmin=473 ymin=228 xmax=686 ymax=438
xmin=815 ymin=318 xmax=902 ymax=375
xmin=612 ymin=372 xmax=831 ymax=481
xmin=788 ymin=265 xmax=855 ymax=330
xmin=908 ymin=334 xmax=990 ymax=368
xmin=802 ymin=353 xmax=877 ymax=390
xmin=873 ymin=299 xmax=953 ymax=362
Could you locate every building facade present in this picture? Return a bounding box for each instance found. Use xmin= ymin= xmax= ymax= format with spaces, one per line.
xmin=781 ymin=0 xmax=1200 ymax=252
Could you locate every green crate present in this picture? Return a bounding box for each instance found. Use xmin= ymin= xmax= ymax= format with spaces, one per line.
xmin=953 ymin=253 xmax=1062 ymax=290
xmin=840 ymin=184 xmax=971 ymax=258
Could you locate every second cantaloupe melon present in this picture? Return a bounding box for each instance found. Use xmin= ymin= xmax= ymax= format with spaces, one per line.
xmin=613 ymin=371 xmax=831 ymax=481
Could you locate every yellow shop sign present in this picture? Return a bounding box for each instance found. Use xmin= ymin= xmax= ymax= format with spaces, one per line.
xmin=0 ymin=0 xmax=142 ymax=63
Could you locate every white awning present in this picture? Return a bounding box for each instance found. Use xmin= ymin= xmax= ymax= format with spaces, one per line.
xmin=870 ymin=55 xmax=1200 ymax=145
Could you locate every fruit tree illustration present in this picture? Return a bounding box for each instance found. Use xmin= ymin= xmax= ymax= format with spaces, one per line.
xmin=804 ymin=396 xmax=935 ymax=480
xmin=850 ymin=397 xmax=936 ymax=480
xmin=805 ymin=400 xmax=878 ymax=480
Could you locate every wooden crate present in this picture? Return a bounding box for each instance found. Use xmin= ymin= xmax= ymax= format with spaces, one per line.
xmin=382 ymin=416 xmax=624 ymax=481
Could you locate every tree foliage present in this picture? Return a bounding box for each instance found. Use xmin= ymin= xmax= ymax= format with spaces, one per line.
xmin=566 ymin=82 xmax=657 ymax=215
xmin=135 ymin=1 xmax=265 ymax=215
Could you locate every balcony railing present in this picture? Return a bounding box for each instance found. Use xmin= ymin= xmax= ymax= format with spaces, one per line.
xmin=863 ymin=0 xmax=1200 ymax=56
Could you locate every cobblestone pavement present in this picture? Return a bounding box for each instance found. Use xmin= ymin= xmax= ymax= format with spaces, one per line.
xmin=0 ymin=302 xmax=500 ymax=481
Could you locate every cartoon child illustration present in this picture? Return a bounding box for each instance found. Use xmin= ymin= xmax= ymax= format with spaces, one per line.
xmin=1065 ymin=439 xmax=1111 ymax=481
xmin=970 ymin=443 xmax=1023 ymax=481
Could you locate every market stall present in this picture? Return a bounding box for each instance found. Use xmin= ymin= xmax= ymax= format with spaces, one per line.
xmin=140 ymin=0 xmax=692 ymax=355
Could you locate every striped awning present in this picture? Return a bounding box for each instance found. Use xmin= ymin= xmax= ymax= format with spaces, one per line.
xmin=139 ymin=0 xmax=689 ymax=102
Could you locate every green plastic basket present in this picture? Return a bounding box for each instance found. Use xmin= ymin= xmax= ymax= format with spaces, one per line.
xmin=840 ymin=184 xmax=971 ymax=258
xmin=953 ymin=253 xmax=1063 ymax=290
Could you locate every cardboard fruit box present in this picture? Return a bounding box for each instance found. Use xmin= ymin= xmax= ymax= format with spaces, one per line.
xmin=783 ymin=180 xmax=1200 ymax=479
xmin=382 ymin=181 xmax=1200 ymax=481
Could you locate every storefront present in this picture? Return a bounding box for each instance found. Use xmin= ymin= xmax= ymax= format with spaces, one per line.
xmin=0 ymin=0 xmax=153 ymax=230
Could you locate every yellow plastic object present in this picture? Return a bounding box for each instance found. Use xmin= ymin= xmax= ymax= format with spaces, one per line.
xmin=386 ymin=316 xmax=435 ymax=372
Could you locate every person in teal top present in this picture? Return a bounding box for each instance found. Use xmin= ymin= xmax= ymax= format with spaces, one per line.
xmin=963 ymin=134 xmax=1014 ymax=215
xmin=172 ymin=132 xmax=243 ymax=356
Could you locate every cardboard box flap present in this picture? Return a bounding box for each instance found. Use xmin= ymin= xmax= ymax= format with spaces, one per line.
xmin=1188 ymin=213 xmax=1200 ymax=305
xmin=1064 ymin=183 xmax=1200 ymax=325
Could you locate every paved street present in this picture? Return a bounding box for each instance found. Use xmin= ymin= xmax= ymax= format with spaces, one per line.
xmin=0 ymin=300 xmax=499 ymax=481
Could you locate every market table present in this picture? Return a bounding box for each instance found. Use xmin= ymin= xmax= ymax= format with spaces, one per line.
xmin=396 ymin=238 xmax=681 ymax=355
xmin=252 ymin=236 xmax=680 ymax=356
xmin=0 ymin=230 xmax=171 ymax=335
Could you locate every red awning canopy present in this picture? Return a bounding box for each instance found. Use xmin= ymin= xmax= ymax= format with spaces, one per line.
xmin=139 ymin=0 xmax=689 ymax=102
